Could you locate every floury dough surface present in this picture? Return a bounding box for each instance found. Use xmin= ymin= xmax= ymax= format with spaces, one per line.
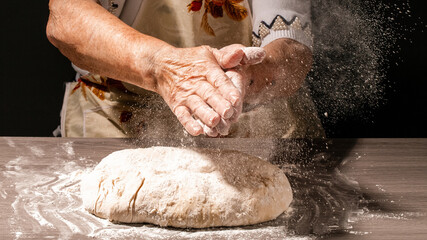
xmin=80 ymin=147 xmax=293 ymax=228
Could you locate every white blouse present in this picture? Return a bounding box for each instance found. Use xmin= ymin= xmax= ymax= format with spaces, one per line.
xmin=98 ymin=0 xmax=313 ymax=50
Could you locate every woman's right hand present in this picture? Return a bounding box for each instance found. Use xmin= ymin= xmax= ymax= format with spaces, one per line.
xmin=150 ymin=45 xmax=245 ymax=136
xmin=46 ymin=0 xmax=247 ymax=137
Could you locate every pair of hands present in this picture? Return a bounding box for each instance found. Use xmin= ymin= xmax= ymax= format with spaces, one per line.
xmin=151 ymin=45 xmax=266 ymax=137
xmin=46 ymin=0 xmax=312 ymax=137
xmin=46 ymin=0 xmax=313 ymax=137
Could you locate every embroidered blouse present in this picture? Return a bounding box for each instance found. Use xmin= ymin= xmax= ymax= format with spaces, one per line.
xmin=98 ymin=0 xmax=313 ymax=49
xmin=74 ymin=0 xmax=312 ymax=79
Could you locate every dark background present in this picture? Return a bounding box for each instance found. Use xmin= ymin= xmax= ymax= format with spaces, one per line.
xmin=1 ymin=0 xmax=426 ymax=137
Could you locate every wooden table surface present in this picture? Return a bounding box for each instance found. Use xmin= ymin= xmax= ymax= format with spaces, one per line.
xmin=0 ymin=137 xmax=426 ymax=239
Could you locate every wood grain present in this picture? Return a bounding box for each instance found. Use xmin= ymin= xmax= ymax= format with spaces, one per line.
xmin=0 ymin=137 xmax=426 ymax=239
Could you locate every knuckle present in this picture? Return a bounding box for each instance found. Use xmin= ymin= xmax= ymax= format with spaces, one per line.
xmin=201 ymin=87 xmax=216 ymax=102
xmin=230 ymin=88 xmax=241 ymax=97
xmin=184 ymin=121 xmax=193 ymax=130
xmin=185 ymin=95 xmax=202 ymax=110
xmin=173 ymin=107 xmax=187 ymax=121
xmin=211 ymin=75 xmax=228 ymax=88
xmin=192 ymin=102 xmax=206 ymax=114
xmin=199 ymin=45 xmax=213 ymax=53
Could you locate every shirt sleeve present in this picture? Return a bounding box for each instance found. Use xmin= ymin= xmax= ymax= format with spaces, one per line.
xmin=251 ymin=0 xmax=313 ymax=50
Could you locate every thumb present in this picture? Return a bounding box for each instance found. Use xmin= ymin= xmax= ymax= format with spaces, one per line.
xmin=214 ymin=46 xmax=266 ymax=69
xmin=225 ymin=69 xmax=244 ymax=122
xmin=241 ymin=47 xmax=266 ymax=65
xmin=213 ymin=45 xmax=245 ymax=69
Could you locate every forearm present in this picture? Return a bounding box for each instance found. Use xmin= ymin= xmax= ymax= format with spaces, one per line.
xmin=245 ymin=38 xmax=313 ymax=103
xmin=46 ymin=0 xmax=255 ymax=136
xmin=46 ymin=0 xmax=172 ymax=91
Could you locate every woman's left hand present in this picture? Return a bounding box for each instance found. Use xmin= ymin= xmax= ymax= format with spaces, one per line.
xmin=245 ymin=38 xmax=313 ymax=104
xmin=200 ymin=39 xmax=313 ymax=137
xmin=199 ymin=45 xmax=266 ymax=137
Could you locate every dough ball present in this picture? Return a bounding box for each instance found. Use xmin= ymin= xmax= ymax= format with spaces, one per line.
xmin=80 ymin=147 xmax=292 ymax=228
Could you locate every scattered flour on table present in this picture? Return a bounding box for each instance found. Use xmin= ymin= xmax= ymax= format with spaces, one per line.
xmin=3 ymin=147 xmax=419 ymax=239
xmin=28 ymin=146 xmax=45 ymax=157
xmin=5 ymin=137 xmax=16 ymax=147
xmin=61 ymin=142 xmax=75 ymax=157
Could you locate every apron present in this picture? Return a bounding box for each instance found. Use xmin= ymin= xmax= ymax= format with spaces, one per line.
xmin=61 ymin=0 xmax=324 ymax=138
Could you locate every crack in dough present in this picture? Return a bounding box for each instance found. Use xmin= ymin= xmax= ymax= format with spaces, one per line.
xmin=80 ymin=147 xmax=293 ymax=228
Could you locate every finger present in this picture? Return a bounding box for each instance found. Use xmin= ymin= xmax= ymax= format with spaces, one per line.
xmin=225 ymin=69 xmax=245 ymax=94
xmin=225 ymin=70 xmax=244 ymax=122
xmin=227 ymin=103 xmax=243 ymax=124
xmin=216 ymin=118 xmax=232 ymax=136
xmin=205 ymin=68 xmax=242 ymax=109
xmin=241 ymin=47 xmax=266 ymax=65
xmin=228 ymin=104 xmax=242 ymax=123
xmin=213 ymin=46 xmax=245 ymax=69
xmin=173 ymin=105 xmax=203 ymax=136
xmin=195 ymin=80 xmax=235 ymax=119
xmin=196 ymin=119 xmax=219 ymax=137
xmin=186 ymin=95 xmax=220 ymax=128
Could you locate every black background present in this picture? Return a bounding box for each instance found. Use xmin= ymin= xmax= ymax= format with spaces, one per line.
xmin=1 ymin=0 xmax=426 ymax=137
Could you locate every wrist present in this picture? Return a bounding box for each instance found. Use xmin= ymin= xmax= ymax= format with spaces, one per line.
xmin=246 ymin=38 xmax=313 ymax=101
xmin=132 ymin=37 xmax=175 ymax=92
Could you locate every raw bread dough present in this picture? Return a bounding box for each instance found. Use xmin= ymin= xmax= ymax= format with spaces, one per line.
xmin=80 ymin=147 xmax=293 ymax=228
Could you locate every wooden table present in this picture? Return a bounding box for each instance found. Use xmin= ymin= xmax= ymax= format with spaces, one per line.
xmin=0 ymin=137 xmax=426 ymax=239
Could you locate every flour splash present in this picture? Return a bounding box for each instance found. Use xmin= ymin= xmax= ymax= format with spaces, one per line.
xmin=307 ymin=0 xmax=414 ymax=131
